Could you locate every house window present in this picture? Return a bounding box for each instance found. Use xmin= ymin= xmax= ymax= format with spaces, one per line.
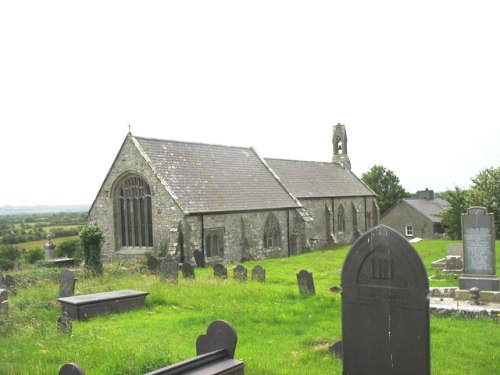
xmin=118 ymin=176 xmax=153 ymax=248
xmin=263 ymin=213 xmax=282 ymax=248
xmin=337 ymin=205 xmax=345 ymax=233
xmin=405 ymin=225 xmax=413 ymax=236
xmin=205 ymin=229 xmax=224 ymax=258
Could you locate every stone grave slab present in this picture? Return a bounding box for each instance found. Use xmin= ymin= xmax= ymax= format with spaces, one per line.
xmin=459 ymin=207 xmax=499 ymax=291
xmin=233 ymin=265 xmax=247 ymax=281
xmin=296 ymin=270 xmax=315 ymax=295
xmin=214 ymin=264 xmax=228 ymax=279
xmin=59 ymin=270 xmax=77 ymax=298
xmin=251 ymin=265 xmax=266 ymax=282
xmin=341 ymin=224 xmax=430 ymax=375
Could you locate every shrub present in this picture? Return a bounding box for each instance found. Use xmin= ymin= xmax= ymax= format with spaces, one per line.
xmin=24 ymin=248 xmax=44 ymax=264
xmin=56 ymin=238 xmax=82 ymax=258
xmin=80 ymin=223 xmax=104 ymax=276
xmin=0 ymin=245 xmax=20 ymax=270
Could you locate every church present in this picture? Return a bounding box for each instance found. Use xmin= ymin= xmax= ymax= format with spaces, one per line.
xmin=88 ymin=124 xmax=379 ymax=263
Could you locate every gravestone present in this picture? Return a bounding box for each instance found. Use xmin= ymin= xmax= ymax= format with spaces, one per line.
xmin=251 ymin=265 xmax=266 ymax=282
xmin=443 ymin=255 xmax=464 ymax=273
xmin=233 ymin=265 xmax=247 ymax=281
xmin=213 ymin=264 xmax=227 ymax=279
xmin=0 ymin=289 xmax=8 ymax=318
xmin=5 ymin=275 xmax=17 ymax=296
xmin=182 ymin=263 xmax=195 ymax=279
xmin=57 ymin=311 xmax=72 ymax=334
xmin=147 ymin=255 xmax=160 ymax=274
xmin=44 ymin=234 xmax=56 ymax=260
xmin=193 ymin=250 xmax=206 ymax=268
xmin=0 ymin=269 xmax=4 ymax=289
xmin=59 ymin=270 xmax=77 ymax=298
xmin=329 ymin=340 xmax=343 ymax=359
xmin=160 ymin=256 xmax=179 ymax=284
xmin=296 ymin=270 xmax=315 ymax=295
xmin=341 ymin=225 xmax=430 ymax=375
xmin=447 ymin=243 xmax=463 ymax=257
xmin=459 ymin=207 xmax=499 ymax=291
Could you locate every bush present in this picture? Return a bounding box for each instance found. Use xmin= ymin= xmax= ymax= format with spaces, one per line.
xmin=80 ymin=223 xmax=104 ymax=276
xmin=56 ymin=238 xmax=82 ymax=258
xmin=0 ymin=245 xmax=20 ymax=270
xmin=24 ymin=248 xmax=44 ymax=264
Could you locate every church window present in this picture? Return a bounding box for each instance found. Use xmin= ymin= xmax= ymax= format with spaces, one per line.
xmin=263 ymin=213 xmax=282 ymax=248
xmin=118 ymin=176 xmax=153 ymax=248
xmin=205 ymin=228 xmax=224 ymax=258
xmin=337 ymin=205 xmax=345 ymax=233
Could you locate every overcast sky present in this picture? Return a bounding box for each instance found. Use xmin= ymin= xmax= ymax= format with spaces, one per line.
xmin=1 ymin=1 xmax=499 ymax=207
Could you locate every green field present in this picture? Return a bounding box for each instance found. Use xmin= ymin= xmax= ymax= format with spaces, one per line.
xmin=0 ymin=240 xmax=499 ymax=374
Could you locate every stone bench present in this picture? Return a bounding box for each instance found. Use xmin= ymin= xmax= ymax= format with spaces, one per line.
xmin=57 ymin=289 xmax=149 ymax=321
xmin=59 ymin=320 xmax=244 ymax=375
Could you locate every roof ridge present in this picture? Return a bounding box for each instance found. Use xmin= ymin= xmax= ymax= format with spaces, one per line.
xmin=265 ymin=157 xmax=334 ymax=164
xmin=134 ymin=135 xmax=252 ymax=151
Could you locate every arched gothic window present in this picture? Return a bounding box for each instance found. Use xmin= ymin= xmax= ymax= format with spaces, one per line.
xmin=117 ymin=176 xmax=153 ymax=248
xmin=263 ymin=213 xmax=282 ymax=249
xmin=337 ymin=204 xmax=345 ymax=233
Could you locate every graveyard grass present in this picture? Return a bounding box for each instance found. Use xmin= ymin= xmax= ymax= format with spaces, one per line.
xmin=1 ymin=240 xmax=499 ymax=375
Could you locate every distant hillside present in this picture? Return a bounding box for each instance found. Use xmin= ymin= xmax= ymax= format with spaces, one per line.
xmin=0 ymin=205 xmax=89 ymax=216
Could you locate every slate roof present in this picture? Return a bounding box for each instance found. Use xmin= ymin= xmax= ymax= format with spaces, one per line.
xmin=265 ymin=158 xmax=376 ymax=198
xmin=403 ymin=198 xmax=448 ymax=223
xmin=134 ymin=136 xmax=301 ymax=214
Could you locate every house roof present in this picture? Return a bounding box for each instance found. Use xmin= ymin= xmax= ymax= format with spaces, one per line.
xmin=265 ymin=158 xmax=376 ymax=198
xmin=403 ymin=198 xmax=448 ymax=223
xmin=134 ymin=136 xmax=301 ymax=214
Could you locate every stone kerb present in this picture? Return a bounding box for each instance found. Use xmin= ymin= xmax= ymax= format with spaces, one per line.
xmin=341 ymin=224 xmax=430 ymax=375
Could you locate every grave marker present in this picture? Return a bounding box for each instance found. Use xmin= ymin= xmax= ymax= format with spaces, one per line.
xmin=193 ymin=250 xmax=206 ymax=268
xmin=160 ymin=256 xmax=179 ymax=284
xmin=147 ymin=255 xmax=160 ymax=274
xmin=233 ymin=265 xmax=247 ymax=281
xmin=57 ymin=311 xmax=72 ymax=334
xmin=341 ymin=225 xmax=430 ymax=375
xmin=296 ymin=270 xmax=315 ymax=295
xmin=5 ymin=275 xmax=17 ymax=296
xmin=459 ymin=207 xmax=499 ymax=291
xmin=0 ymin=289 xmax=8 ymax=318
xmin=59 ymin=270 xmax=77 ymax=298
xmin=182 ymin=263 xmax=195 ymax=279
xmin=251 ymin=265 xmax=266 ymax=282
xmin=214 ymin=264 xmax=227 ymax=279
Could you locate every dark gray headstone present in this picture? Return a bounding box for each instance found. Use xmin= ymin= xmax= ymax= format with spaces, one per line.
xmin=341 ymin=225 xmax=430 ymax=375
xmin=59 ymin=363 xmax=86 ymax=375
xmin=160 ymin=257 xmax=178 ymax=284
xmin=251 ymin=265 xmax=266 ymax=282
xmin=59 ymin=270 xmax=76 ymax=298
xmin=196 ymin=320 xmax=238 ymax=359
xmin=147 ymin=255 xmax=160 ymax=274
xmin=296 ymin=269 xmax=315 ymax=295
xmin=193 ymin=250 xmax=206 ymax=268
xmin=459 ymin=207 xmax=499 ymax=291
xmin=213 ymin=264 xmax=227 ymax=279
xmin=5 ymin=275 xmax=16 ymax=296
xmin=329 ymin=340 xmax=343 ymax=359
xmin=233 ymin=265 xmax=247 ymax=281
xmin=57 ymin=311 xmax=72 ymax=334
xmin=182 ymin=263 xmax=195 ymax=279
xmin=0 ymin=289 xmax=8 ymax=318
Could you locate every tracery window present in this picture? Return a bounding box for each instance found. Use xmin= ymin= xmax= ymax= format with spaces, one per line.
xmin=118 ymin=176 xmax=153 ymax=248
xmin=263 ymin=213 xmax=282 ymax=248
xmin=337 ymin=204 xmax=345 ymax=233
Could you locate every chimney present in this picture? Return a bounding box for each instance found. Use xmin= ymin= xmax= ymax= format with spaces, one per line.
xmin=415 ymin=188 xmax=434 ymax=200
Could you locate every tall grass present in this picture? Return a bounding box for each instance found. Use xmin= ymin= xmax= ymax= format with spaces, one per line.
xmin=0 ymin=241 xmax=498 ymax=374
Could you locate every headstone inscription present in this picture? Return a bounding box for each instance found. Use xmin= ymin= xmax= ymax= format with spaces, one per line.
xmin=5 ymin=275 xmax=17 ymax=296
xmin=459 ymin=207 xmax=499 ymax=291
xmin=341 ymin=225 xmax=430 ymax=375
xmin=160 ymin=256 xmax=179 ymax=284
xmin=182 ymin=263 xmax=195 ymax=279
xmin=296 ymin=270 xmax=315 ymax=295
xmin=233 ymin=265 xmax=247 ymax=281
xmin=59 ymin=270 xmax=77 ymax=298
xmin=0 ymin=289 xmax=8 ymax=318
xmin=147 ymin=255 xmax=160 ymax=274
xmin=251 ymin=265 xmax=266 ymax=282
xmin=193 ymin=250 xmax=206 ymax=268
xmin=214 ymin=264 xmax=227 ymax=279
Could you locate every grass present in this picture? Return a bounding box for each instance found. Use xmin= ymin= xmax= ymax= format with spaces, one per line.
xmin=0 ymin=240 xmax=499 ymax=374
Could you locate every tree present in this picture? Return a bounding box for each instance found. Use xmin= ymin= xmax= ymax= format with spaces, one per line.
xmin=440 ymin=187 xmax=468 ymax=239
xmin=467 ymin=167 xmax=500 ymax=238
xmin=361 ymin=165 xmax=410 ymax=215
xmin=79 ymin=223 xmax=104 ymax=276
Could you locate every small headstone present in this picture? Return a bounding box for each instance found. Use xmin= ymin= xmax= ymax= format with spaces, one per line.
xmin=5 ymin=275 xmax=17 ymax=296
xmin=44 ymin=234 xmax=56 ymax=260
xmin=147 ymin=255 xmax=160 ymax=274
xmin=59 ymin=270 xmax=77 ymax=298
xmin=459 ymin=207 xmax=499 ymax=291
xmin=57 ymin=311 xmax=72 ymax=334
xmin=341 ymin=225 xmax=430 ymax=375
xmin=160 ymin=256 xmax=179 ymax=284
xmin=251 ymin=265 xmax=266 ymax=282
xmin=233 ymin=265 xmax=247 ymax=281
xmin=213 ymin=264 xmax=227 ymax=279
xmin=182 ymin=263 xmax=195 ymax=279
xmin=193 ymin=250 xmax=206 ymax=268
xmin=469 ymin=287 xmax=481 ymax=305
xmin=58 ymin=362 xmax=85 ymax=375
xmin=0 ymin=289 xmax=8 ymax=318
xmin=329 ymin=340 xmax=343 ymax=359
xmin=443 ymin=255 xmax=464 ymax=273
xmin=296 ymin=269 xmax=315 ymax=295
xmin=14 ymin=257 xmax=20 ymax=271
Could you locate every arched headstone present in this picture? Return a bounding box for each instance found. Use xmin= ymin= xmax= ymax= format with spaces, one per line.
xmin=296 ymin=270 xmax=315 ymax=295
xmin=341 ymin=225 xmax=430 ymax=375
xmin=251 ymin=265 xmax=266 ymax=282
xmin=213 ymin=264 xmax=227 ymax=279
xmin=233 ymin=265 xmax=247 ymax=281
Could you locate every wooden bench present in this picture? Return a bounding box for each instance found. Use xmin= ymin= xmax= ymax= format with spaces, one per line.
xmin=57 ymin=289 xmax=149 ymax=321
xmin=59 ymin=320 xmax=244 ymax=375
